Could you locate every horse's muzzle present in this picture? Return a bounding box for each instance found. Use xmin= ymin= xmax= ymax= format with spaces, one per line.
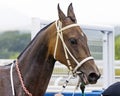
xmin=88 ymin=72 xmax=101 ymax=84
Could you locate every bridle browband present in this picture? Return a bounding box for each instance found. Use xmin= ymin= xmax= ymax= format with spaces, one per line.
xmin=54 ymin=20 xmax=94 ymax=74
xmin=10 ymin=20 xmax=94 ymax=96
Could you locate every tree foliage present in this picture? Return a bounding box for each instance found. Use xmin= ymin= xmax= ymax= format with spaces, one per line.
xmin=115 ymin=35 xmax=120 ymax=60
xmin=0 ymin=31 xmax=31 ymax=59
xmin=0 ymin=30 xmax=120 ymax=60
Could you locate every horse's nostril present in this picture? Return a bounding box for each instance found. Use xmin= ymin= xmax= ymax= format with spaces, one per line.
xmin=88 ymin=73 xmax=100 ymax=84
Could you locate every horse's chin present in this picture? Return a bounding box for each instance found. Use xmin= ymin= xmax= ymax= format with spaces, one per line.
xmin=79 ymin=73 xmax=89 ymax=85
xmin=79 ymin=73 xmax=98 ymax=85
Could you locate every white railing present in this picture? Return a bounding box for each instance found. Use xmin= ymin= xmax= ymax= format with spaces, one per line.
xmin=0 ymin=59 xmax=120 ymax=92
xmin=0 ymin=59 xmax=14 ymax=66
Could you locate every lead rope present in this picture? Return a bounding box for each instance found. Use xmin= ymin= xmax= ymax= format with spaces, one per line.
xmin=80 ymin=82 xmax=85 ymax=96
xmin=15 ymin=59 xmax=32 ymax=96
xmin=10 ymin=60 xmax=32 ymax=96
xmin=60 ymin=75 xmax=73 ymax=93
xmin=71 ymin=76 xmax=86 ymax=96
xmin=56 ymin=75 xmax=86 ymax=96
xmin=72 ymin=77 xmax=81 ymax=96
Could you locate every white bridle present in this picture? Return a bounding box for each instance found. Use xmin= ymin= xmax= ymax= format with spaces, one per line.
xmin=54 ymin=20 xmax=94 ymax=74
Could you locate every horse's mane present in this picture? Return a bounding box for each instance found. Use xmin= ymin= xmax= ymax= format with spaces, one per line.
xmin=18 ymin=21 xmax=55 ymax=59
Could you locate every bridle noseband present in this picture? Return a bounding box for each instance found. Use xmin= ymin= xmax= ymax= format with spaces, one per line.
xmin=54 ymin=20 xmax=94 ymax=75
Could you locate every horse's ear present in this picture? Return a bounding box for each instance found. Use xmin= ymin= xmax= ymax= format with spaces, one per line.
xmin=67 ymin=3 xmax=77 ymax=23
xmin=58 ymin=4 xmax=66 ymax=21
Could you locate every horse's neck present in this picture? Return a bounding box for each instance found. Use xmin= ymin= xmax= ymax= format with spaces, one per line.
xmin=15 ymin=23 xmax=56 ymax=95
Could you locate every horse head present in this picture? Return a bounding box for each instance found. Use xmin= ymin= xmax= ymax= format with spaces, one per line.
xmin=50 ymin=3 xmax=101 ymax=85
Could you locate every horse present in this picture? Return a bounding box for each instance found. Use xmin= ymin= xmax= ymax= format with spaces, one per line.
xmin=0 ymin=3 xmax=101 ymax=96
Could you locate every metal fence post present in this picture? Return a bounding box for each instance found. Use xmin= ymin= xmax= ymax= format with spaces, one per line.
xmin=102 ymin=29 xmax=115 ymax=89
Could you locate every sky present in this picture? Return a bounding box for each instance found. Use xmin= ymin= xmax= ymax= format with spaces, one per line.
xmin=0 ymin=0 xmax=120 ymax=31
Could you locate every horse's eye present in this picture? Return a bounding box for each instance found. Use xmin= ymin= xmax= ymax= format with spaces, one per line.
xmin=69 ymin=38 xmax=77 ymax=45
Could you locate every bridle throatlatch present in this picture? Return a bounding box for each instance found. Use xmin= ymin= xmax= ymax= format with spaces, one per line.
xmin=54 ymin=20 xmax=94 ymax=96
